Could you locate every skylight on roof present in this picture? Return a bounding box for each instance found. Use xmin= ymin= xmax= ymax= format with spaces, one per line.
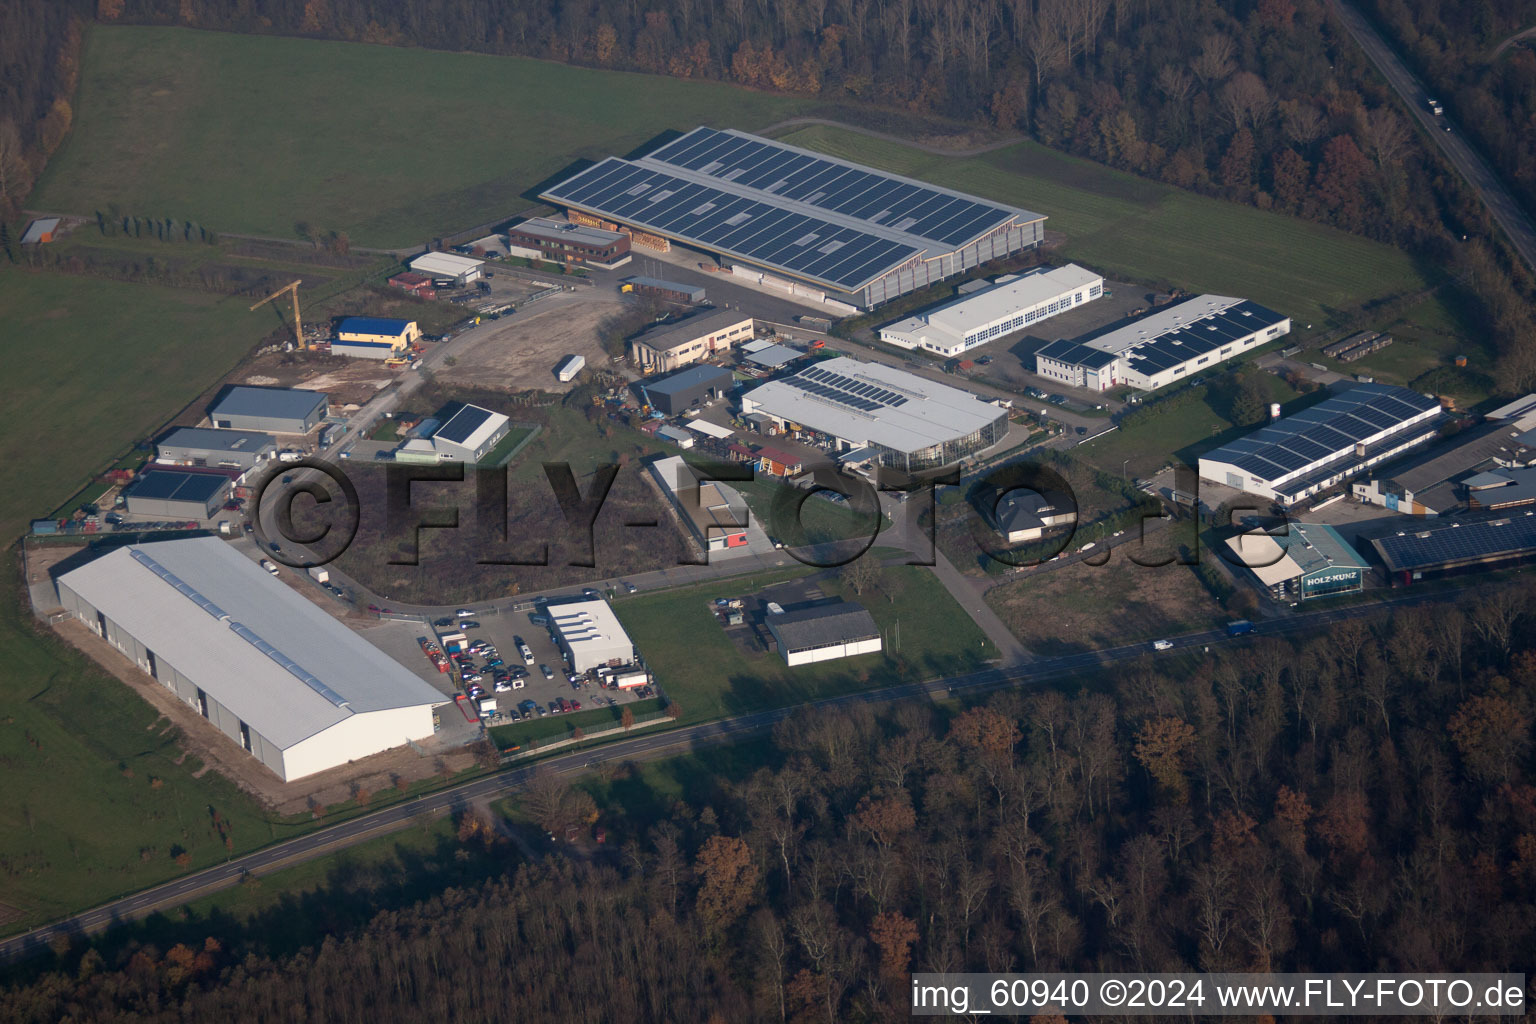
xmin=626 ymin=183 xmax=651 ymax=195
xmin=725 ymin=211 xmax=753 ymax=226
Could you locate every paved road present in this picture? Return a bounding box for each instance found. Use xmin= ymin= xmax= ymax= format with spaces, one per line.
xmin=0 ymin=578 xmax=1477 ymax=965
xmin=1333 ymin=0 xmax=1536 ymax=272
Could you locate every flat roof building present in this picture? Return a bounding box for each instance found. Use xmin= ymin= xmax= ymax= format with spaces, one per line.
xmin=621 ymin=276 xmax=706 ymax=304
xmin=333 ymin=317 xmax=420 ymax=360
xmin=1370 ymin=512 xmax=1536 ymax=583
xmin=155 ymin=427 xmax=276 ymax=471
xmin=408 ymin=250 xmax=484 ymax=284
xmin=548 ymin=596 xmax=637 ymax=673
xmin=387 ymin=271 xmax=437 ymax=299
xmin=630 ymin=310 xmax=755 ymax=374
xmin=1199 ymin=383 xmax=1442 ymax=508
xmin=766 ymin=600 xmax=882 ymax=666
xmin=209 ymin=386 xmax=328 ymax=434
xmin=880 ymin=265 xmax=1104 ymax=357
xmin=55 ymin=538 xmax=446 ymax=781
xmin=644 ymin=363 xmax=735 ymax=415
xmin=740 ymin=356 xmax=1009 ymax=471
xmin=507 ymin=217 xmax=632 ymax=268
xmin=1036 ymin=296 xmax=1291 ymax=392
xmin=542 ymin=127 xmax=1046 ymax=309
xmin=123 ymin=469 xmax=231 ymax=519
xmin=650 ymin=455 xmax=751 ymax=553
xmin=430 ymin=403 xmax=510 ymax=463
xmin=1225 ymin=521 xmax=1370 ymax=603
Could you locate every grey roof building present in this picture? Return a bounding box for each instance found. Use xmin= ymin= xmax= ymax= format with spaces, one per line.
xmin=1352 ymin=422 xmax=1536 ymax=515
xmin=644 ymin=364 xmax=735 ymax=415
xmin=155 ymin=427 xmax=276 ymax=471
xmin=430 ymin=403 xmax=510 ymax=462
xmin=766 ymin=600 xmax=882 ymax=666
xmin=1371 ymin=512 xmax=1536 ymax=581
xmin=740 ymin=356 xmax=1009 ymax=471
xmin=122 ymin=469 xmax=231 ymax=519
xmin=55 ymin=537 xmax=446 ymax=781
xmin=209 ymin=386 xmax=328 ymax=433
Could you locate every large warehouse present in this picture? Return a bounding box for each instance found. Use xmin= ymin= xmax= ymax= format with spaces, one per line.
xmin=123 ymin=469 xmax=231 ymax=519
xmin=549 ymin=597 xmax=637 ymax=672
xmin=766 ymin=600 xmax=882 ymax=666
xmin=1035 ymin=296 xmax=1290 ymax=392
xmin=1224 ymin=521 xmax=1370 ymax=603
xmin=1198 ymin=383 xmax=1442 ymax=508
xmin=541 ymin=127 xmax=1046 ymax=310
xmin=56 ymin=538 xmax=446 ymax=781
xmin=629 ymin=310 xmax=755 ymax=373
xmin=879 ymin=264 xmax=1103 ymax=357
xmin=1371 ymin=512 xmax=1536 ymax=584
xmin=209 ymin=386 xmax=328 ymax=434
xmin=155 ymin=427 xmax=276 ymax=471
xmin=740 ymin=357 xmax=1009 ymax=471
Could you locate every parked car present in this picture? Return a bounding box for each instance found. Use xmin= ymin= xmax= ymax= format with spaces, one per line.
xmin=549 ymin=701 xmax=562 ymax=714
xmin=976 ymin=355 xmax=992 ymax=365
xmin=571 ymin=700 xmax=582 ymax=711
xmin=455 ymin=608 xmax=474 ymax=618
xmin=494 ymin=681 xmax=511 ymax=693
xmin=582 ymin=587 xmax=601 ymax=598
xmin=622 ymin=581 xmax=638 ymax=594
xmin=459 ymin=620 xmax=481 ymax=629
xmin=540 ymin=664 xmax=554 ymax=680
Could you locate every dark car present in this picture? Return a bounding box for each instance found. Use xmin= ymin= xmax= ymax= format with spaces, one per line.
xmin=433 ymin=617 xmax=456 ymax=628
xmin=540 ymin=664 xmax=554 ymax=680
xmin=269 ymin=542 xmax=282 ymax=553
xmin=459 ymin=620 xmax=481 ymax=629
xmin=976 ymin=355 xmax=992 ymax=365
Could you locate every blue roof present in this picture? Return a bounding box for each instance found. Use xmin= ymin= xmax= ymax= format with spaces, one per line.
xmin=337 ymin=316 xmax=413 ymax=337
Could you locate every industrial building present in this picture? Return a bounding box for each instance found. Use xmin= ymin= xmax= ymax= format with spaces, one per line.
xmin=20 ymin=217 xmax=59 ymax=245
xmin=1198 ymin=383 xmax=1442 ymax=508
xmin=1370 ymin=512 xmax=1536 ymax=583
xmin=643 ymin=364 xmax=735 ymax=415
xmin=506 ymin=217 xmax=632 ymax=268
xmin=428 ymin=404 xmax=510 ymax=463
xmin=332 ymin=316 xmax=420 ymax=359
xmin=155 ymin=427 xmax=276 ymax=471
xmin=1225 ymin=520 xmax=1370 ymax=602
xmin=1351 ymin=422 xmax=1536 ymax=515
xmin=740 ymin=356 xmax=1009 ymax=471
xmin=122 ymin=469 xmax=232 ymax=519
xmin=1035 ymin=296 xmax=1290 ymax=392
xmin=542 ymin=127 xmax=1046 ymax=310
xmin=879 ymin=264 xmax=1103 ymax=357
xmin=650 ymin=455 xmax=750 ymax=552
xmin=548 ymin=597 xmax=637 ymax=672
xmin=981 ymin=487 xmax=1078 ymax=543
xmin=387 ymin=272 xmax=437 ymax=299
xmin=766 ymin=601 xmax=882 ymax=666
xmin=55 ymin=538 xmax=446 ymax=782
xmin=621 ymin=276 xmax=706 ymax=304
xmin=209 ymin=386 xmax=328 ymax=434
xmin=408 ymin=250 xmax=484 ymax=285
xmin=630 ymin=310 xmax=755 ymax=373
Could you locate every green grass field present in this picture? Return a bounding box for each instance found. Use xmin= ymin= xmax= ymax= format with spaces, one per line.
xmin=612 ymin=565 xmax=995 ymax=724
xmin=0 ymin=270 xmax=266 ymax=543
xmin=779 ymin=126 xmax=1442 ymax=332
xmin=35 ymin=26 xmax=814 ymax=247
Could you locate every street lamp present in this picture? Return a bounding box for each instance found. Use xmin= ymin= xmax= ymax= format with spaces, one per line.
xmin=1122 ymin=458 xmax=1131 ymax=479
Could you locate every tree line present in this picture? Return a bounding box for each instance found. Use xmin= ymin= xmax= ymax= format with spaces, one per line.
xmin=0 ymin=1 xmax=89 ymax=221
xmin=3 ymin=583 xmax=1533 ymax=1021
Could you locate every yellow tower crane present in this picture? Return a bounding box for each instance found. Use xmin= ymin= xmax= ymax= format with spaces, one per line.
xmin=249 ymin=279 xmax=305 ymax=349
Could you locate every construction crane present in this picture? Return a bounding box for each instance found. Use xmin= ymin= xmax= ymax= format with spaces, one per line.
xmin=249 ymin=279 xmax=304 ymax=349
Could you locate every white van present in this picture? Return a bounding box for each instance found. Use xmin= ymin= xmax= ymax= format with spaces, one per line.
xmin=260 ymin=558 xmax=280 ymax=576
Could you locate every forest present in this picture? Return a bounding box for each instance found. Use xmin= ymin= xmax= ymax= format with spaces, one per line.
xmin=2 ymin=583 xmax=1532 ymax=1021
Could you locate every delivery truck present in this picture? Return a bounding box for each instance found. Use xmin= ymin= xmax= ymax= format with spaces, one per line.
xmin=307 ymin=566 xmax=330 ymax=584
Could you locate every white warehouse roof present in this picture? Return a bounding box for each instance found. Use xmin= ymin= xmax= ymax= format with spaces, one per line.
xmin=549 ymin=597 xmax=634 ymax=671
xmin=740 ymin=356 xmax=1005 ymax=455
xmin=409 ymin=251 xmax=484 ymax=276
xmin=57 ymin=538 xmax=445 ymax=749
xmin=881 ymin=264 xmax=1102 ymax=352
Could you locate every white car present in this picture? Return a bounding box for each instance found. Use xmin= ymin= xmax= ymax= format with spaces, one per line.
xmin=1152 ymin=639 xmax=1174 ymax=651
xmin=455 ymin=608 xmax=475 ymax=618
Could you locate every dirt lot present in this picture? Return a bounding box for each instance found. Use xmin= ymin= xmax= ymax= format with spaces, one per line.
xmin=433 ymin=289 xmax=627 ymax=394
xmin=231 ymin=350 xmax=398 ymax=411
xmin=985 ymin=532 xmax=1225 ymax=655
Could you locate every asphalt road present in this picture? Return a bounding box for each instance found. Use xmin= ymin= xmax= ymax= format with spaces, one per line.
xmin=0 ymin=579 xmax=1476 ymax=966
xmin=1333 ymin=0 xmax=1536 ymax=272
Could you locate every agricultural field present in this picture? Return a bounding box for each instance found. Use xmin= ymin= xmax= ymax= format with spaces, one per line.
xmin=779 ymin=125 xmax=1444 ymax=334
xmin=612 ymin=564 xmax=995 ymax=725
xmin=0 ymin=269 xmax=267 ymax=544
xmin=34 ymin=25 xmax=815 ymax=247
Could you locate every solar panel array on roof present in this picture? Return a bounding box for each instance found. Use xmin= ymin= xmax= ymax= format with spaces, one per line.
xmin=1120 ymin=301 xmax=1281 ymax=375
xmin=1204 ymin=384 xmax=1440 ymax=484
xmin=1036 ymin=338 xmax=1118 ymax=369
xmin=648 ymin=128 xmax=1012 ymax=247
xmin=542 ymin=128 xmax=1042 ymax=294
xmin=434 ymin=405 xmax=493 ymax=445
xmin=126 ymin=470 xmax=228 ymax=503
xmin=790 ymin=365 xmax=911 ymax=413
xmin=1371 ymin=513 xmax=1536 ymax=571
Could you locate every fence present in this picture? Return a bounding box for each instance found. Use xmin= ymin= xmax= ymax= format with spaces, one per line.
xmin=501 ymin=708 xmax=672 ymax=761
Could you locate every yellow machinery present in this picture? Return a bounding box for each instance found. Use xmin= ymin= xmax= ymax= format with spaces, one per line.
xmin=249 ymin=280 xmax=304 ymax=349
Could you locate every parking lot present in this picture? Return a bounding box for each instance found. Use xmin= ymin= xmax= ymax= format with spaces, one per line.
xmin=423 ymin=601 xmax=656 ymax=725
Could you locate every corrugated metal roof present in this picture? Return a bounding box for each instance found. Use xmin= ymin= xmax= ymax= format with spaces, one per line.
xmin=337 ymin=316 xmax=414 ymax=337
xmin=58 ymin=538 xmax=445 ymax=748
xmin=157 ymin=427 xmax=274 ymax=454
xmin=211 ymin=386 xmax=327 ymax=422
xmin=768 ymin=601 xmax=879 ymax=650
